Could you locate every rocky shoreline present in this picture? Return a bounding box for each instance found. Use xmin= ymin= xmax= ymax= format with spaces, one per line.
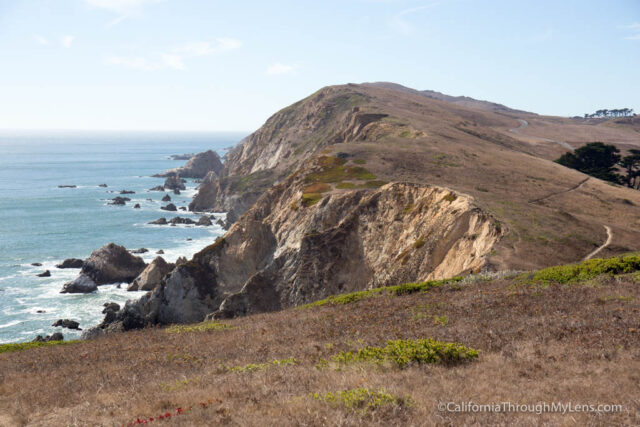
xmin=27 ymin=151 xmax=228 ymax=342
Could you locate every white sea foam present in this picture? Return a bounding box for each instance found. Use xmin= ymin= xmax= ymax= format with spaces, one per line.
xmin=0 ymin=320 xmax=22 ymax=329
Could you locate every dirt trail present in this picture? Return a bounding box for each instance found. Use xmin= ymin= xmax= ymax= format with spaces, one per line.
xmin=509 ymin=118 xmax=574 ymax=151
xmin=583 ymin=225 xmax=613 ymax=260
xmin=509 ymin=119 xmax=528 ymax=134
xmin=528 ymin=177 xmax=590 ymax=204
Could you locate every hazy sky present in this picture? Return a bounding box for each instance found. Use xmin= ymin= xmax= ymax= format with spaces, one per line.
xmin=0 ymin=0 xmax=638 ymax=131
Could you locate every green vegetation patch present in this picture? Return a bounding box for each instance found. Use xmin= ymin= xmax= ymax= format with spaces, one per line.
xmin=305 ymin=156 xmax=378 ymax=185
xmin=526 ymin=254 xmax=640 ymax=285
xmin=413 ymin=237 xmax=425 ymax=249
xmin=299 ymin=277 xmax=463 ymax=309
xmin=302 ymin=193 xmax=323 ymax=207
xmin=353 ymin=158 xmax=367 ymax=165
xmin=165 ymin=321 xmax=233 ymax=334
xmin=0 ymin=340 xmax=80 ymax=354
xmin=332 ymin=339 xmax=479 ymax=368
xmin=229 ymin=357 xmax=298 ymax=373
xmin=304 ymin=182 xmax=332 ymax=194
xmin=311 ymin=387 xmax=409 ymax=412
xmin=360 ymin=180 xmax=387 ymax=188
xmin=336 ymin=181 xmax=357 ymax=189
xmin=443 ymin=193 xmax=457 ymax=202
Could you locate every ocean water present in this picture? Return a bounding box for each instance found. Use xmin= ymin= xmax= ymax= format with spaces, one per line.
xmin=0 ymin=130 xmax=246 ymax=343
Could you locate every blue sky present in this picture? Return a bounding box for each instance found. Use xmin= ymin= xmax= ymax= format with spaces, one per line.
xmin=0 ymin=0 xmax=638 ymax=131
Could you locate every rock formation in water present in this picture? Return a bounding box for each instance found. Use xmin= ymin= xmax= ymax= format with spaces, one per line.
xmin=155 ymin=150 xmax=223 ymax=179
xmin=56 ymin=258 xmax=84 ymax=269
xmin=78 ymin=243 xmax=146 ymax=285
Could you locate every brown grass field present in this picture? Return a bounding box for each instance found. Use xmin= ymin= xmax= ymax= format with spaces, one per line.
xmin=2 ymin=263 xmax=640 ymax=426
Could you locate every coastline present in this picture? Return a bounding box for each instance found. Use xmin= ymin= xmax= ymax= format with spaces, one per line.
xmin=0 ymin=131 xmax=240 ymax=344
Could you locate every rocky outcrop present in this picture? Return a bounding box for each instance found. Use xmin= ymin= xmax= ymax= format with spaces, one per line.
xmin=197 ymin=216 xmax=212 ymax=226
xmin=56 ymin=258 xmax=84 ymax=269
xmin=52 ymin=319 xmax=81 ymax=330
xmin=36 ymin=270 xmax=51 ymax=277
xmin=61 ymin=275 xmax=97 ymax=293
xmin=164 ymin=176 xmax=186 ymax=191
xmin=161 ymin=203 xmax=177 ymax=212
xmin=127 ymin=257 xmax=174 ymax=292
xmin=149 ymin=217 xmax=168 ymax=225
xmin=33 ymin=332 xmax=63 ymax=342
xmin=106 ymin=181 xmax=503 ymax=328
xmin=155 ymin=150 xmax=223 ymax=179
xmin=109 ymin=197 xmax=130 ymax=205
xmin=79 ymin=243 xmax=146 ymax=285
xmin=169 ymin=153 xmax=195 ymax=160
xmin=161 ymin=194 xmax=171 ymax=202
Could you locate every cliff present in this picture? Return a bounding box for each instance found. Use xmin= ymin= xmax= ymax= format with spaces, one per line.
xmin=110 ymin=177 xmax=502 ymax=328
xmin=95 ymin=82 xmax=640 ymax=331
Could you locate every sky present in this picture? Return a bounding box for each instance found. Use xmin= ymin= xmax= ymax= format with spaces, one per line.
xmin=0 ymin=0 xmax=638 ymax=131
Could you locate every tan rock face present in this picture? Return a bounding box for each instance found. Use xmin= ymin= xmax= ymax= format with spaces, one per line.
xmin=123 ymin=180 xmax=503 ymax=324
xmin=128 ymin=257 xmax=174 ymax=291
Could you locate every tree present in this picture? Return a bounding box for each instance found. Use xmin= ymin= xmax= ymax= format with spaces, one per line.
xmin=555 ymin=142 xmax=621 ymax=183
xmin=619 ymin=149 xmax=640 ymax=189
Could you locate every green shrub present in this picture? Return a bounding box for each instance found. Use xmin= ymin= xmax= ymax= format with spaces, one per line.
xmin=332 ymin=339 xmax=478 ymax=368
xmin=413 ymin=237 xmax=425 ymax=249
xmin=302 ymin=193 xmax=323 ymax=207
xmin=433 ymin=315 xmax=449 ymax=326
xmin=527 ymin=254 xmax=640 ymax=285
xmin=443 ymin=193 xmax=457 ymax=202
xmin=311 ymin=387 xmax=408 ymax=412
xmin=165 ymin=321 xmax=232 ymax=334
xmin=299 ymin=277 xmax=463 ymax=308
xmin=353 ymin=159 xmax=367 ymax=165
xmin=0 ymin=340 xmax=80 ymax=354
xmin=229 ymin=357 xmax=298 ymax=373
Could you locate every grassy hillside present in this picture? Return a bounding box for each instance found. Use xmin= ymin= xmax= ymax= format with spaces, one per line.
xmin=2 ymin=254 xmax=640 ymax=425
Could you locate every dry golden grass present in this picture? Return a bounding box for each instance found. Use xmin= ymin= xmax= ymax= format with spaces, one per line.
xmin=2 ymin=272 xmax=640 ymax=425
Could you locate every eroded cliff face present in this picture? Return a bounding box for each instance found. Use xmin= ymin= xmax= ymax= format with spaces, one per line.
xmin=112 ymin=179 xmax=503 ymax=328
xmin=189 ymin=85 xmax=419 ymax=215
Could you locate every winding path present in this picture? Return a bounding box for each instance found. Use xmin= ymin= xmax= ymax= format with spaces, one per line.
xmin=528 ymin=177 xmax=590 ymax=204
xmin=509 ymin=118 xmax=574 ymax=151
xmin=583 ymin=225 xmax=612 ymax=260
xmin=510 ymin=118 xmax=613 ymax=263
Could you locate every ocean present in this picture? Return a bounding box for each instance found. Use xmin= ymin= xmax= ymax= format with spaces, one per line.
xmin=0 ymin=130 xmax=246 ymax=343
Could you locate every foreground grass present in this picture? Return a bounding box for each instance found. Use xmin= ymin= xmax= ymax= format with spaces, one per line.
xmin=0 ymin=339 xmax=79 ymax=354
xmin=2 ymin=254 xmax=640 ymax=425
xmin=164 ymin=321 xmax=232 ymax=334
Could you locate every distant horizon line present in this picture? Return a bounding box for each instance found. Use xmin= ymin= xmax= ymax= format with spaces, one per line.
xmin=0 ymin=128 xmax=252 ymax=134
